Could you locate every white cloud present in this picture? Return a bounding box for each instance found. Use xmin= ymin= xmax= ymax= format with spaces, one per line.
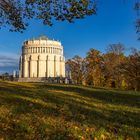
xmin=0 ymin=52 xmax=19 ymax=67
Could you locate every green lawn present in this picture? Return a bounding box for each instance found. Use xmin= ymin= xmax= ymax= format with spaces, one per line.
xmin=0 ymin=81 xmax=140 ymax=140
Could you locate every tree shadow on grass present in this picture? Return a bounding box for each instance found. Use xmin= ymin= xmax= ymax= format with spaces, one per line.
xmin=43 ymin=84 xmax=140 ymax=108
xmin=1 ymin=82 xmax=140 ymax=127
xmin=0 ymin=82 xmax=140 ymax=139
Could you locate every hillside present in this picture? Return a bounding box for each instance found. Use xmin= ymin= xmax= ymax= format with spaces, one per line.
xmin=0 ymin=81 xmax=140 ymax=140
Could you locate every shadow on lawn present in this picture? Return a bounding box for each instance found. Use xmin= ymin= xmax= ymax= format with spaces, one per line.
xmin=44 ymin=84 xmax=140 ymax=108
xmin=0 ymin=82 xmax=140 ymax=139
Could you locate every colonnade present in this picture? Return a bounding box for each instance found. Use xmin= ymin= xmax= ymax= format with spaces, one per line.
xmin=20 ymin=55 xmax=65 ymax=78
xmin=19 ymin=36 xmax=65 ymax=79
xmin=23 ymin=47 xmax=63 ymax=55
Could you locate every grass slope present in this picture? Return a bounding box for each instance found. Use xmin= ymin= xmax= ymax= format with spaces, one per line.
xmin=0 ymin=81 xmax=140 ymax=140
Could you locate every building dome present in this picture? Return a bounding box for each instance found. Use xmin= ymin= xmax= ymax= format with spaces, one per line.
xmin=19 ymin=36 xmax=65 ymax=78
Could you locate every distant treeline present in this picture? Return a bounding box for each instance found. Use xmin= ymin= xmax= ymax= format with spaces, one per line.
xmin=66 ymin=43 xmax=140 ymax=91
xmin=0 ymin=73 xmax=14 ymax=81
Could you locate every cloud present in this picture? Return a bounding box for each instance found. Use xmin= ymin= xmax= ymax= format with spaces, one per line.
xmin=0 ymin=52 xmax=19 ymax=66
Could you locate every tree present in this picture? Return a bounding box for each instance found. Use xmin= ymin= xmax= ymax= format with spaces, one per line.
xmin=2 ymin=72 xmax=10 ymax=80
xmin=85 ymin=49 xmax=104 ymax=86
xmin=66 ymin=46 xmax=140 ymax=91
xmin=120 ymin=49 xmax=140 ymax=91
xmin=0 ymin=0 xmax=140 ymax=37
xmin=135 ymin=0 xmax=140 ymax=39
xmin=0 ymin=0 xmax=96 ymax=32
xmin=66 ymin=55 xmax=85 ymax=84
xmin=106 ymin=43 xmax=125 ymax=55
xmin=103 ymin=43 xmax=126 ymax=88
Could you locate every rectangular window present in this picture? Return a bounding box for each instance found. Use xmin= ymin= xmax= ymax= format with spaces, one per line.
xmin=43 ymin=47 xmax=45 ymax=53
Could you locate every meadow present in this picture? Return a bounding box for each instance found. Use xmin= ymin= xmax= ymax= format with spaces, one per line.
xmin=0 ymin=81 xmax=140 ymax=140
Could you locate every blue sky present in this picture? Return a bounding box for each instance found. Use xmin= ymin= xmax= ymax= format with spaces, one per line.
xmin=0 ymin=0 xmax=139 ymax=73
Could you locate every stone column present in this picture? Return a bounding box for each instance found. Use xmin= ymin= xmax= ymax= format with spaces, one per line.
xmin=29 ymin=57 xmax=32 ymax=78
xmin=37 ymin=56 xmax=40 ymax=77
xmin=46 ymin=56 xmax=48 ymax=77
xmin=60 ymin=57 xmax=62 ymax=77
xmin=54 ymin=56 xmax=56 ymax=77
xmin=19 ymin=56 xmax=22 ymax=78
xmin=23 ymin=56 xmax=28 ymax=77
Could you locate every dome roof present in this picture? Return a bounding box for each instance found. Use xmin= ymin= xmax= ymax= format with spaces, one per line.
xmin=37 ymin=35 xmax=48 ymax=40
xmin=28 ymin=35 xmax=49 ymax=41
xmin=24 ymin=35 xmax=62 ymax=47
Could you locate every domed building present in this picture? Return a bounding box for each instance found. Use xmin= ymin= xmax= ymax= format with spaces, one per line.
xmin=19 ymin=36 xmax=65 ymax=80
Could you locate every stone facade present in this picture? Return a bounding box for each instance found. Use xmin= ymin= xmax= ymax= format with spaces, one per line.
xmin=19 ymin=36 xmax=65 ymax=78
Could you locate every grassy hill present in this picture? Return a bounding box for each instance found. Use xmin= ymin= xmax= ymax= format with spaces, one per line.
xmin=0 ymin=81 xmax=140 ymax=140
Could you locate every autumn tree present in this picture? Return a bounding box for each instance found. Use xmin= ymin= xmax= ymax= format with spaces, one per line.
xmin=0 ymin=0 xmax=96 ymax=32
xmin=66 ymin=55 xmax=85 ymax=84
xmin=66 ymin=46 xmax=140 ymax=91
xmin=0 ymin=0 xmax=140 ymax=37
xmin=103 ymin=43 xmax=126 ymax=88
xmin=85 ymin=49 xmax=104 ymax=86
xmin=120 ymin=49 xmax=140 ymax=91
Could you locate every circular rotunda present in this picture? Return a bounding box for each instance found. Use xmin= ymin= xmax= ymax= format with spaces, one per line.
xmin=19 ymin=36 xmax=65 ymax=78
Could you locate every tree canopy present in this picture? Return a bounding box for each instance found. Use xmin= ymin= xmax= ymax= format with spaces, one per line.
xmin=0 ymin=0 xmax=96 ymax=32
xmin=67 ymin=45 xmax=140 ymax=91
xmin=135 ymin=1 xmax=140 ymax=39
xmin=0 ymin=0 xmax=140 ymax=38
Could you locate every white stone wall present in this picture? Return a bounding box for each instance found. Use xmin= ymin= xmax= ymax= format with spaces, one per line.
xmin=19 ymin=37 xmax=65 ymax=78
